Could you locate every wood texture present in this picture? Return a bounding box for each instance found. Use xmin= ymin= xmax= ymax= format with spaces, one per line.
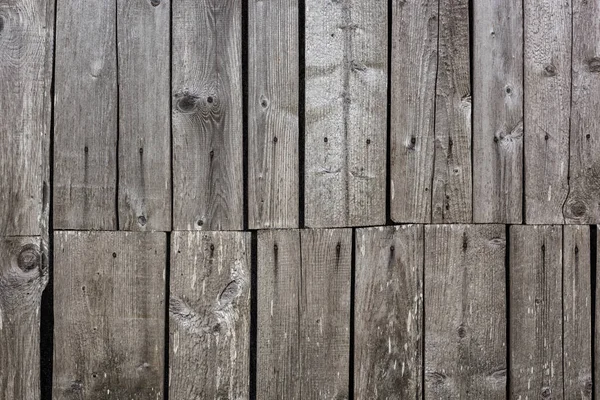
xmin=473 ymin=0 xmax=523 ymax=223
xmin=53 ymin=232 xmax=165 ymax=399
xmin=169 ymin=231 xmax=251 ymax=399
xmin=248 ymin=0 xmax=299 ymax=229
xmin=304 ymin=0 xmax=387 ymax=227
xmin=354 ymin=225 xmax=423 ymax=400
xmin=425 ymin=224 xmax=506 ymax=399
xmin=172 ymin=0 xmax=244 ymax=231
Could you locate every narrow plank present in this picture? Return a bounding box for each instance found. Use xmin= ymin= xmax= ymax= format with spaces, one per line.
xmin=354 ymin=225 xmax=423 ymax=399
xmin=432 ymin=0 xmax=472 ymax=223
xmin=248 ymin=0 xmax=299 ymax=229
xmin=304 ymin=0 xmax=387 ymax=227
xmin=0 ymin=0 xmax=53 ymax=235
xmin=524 ymin=0 xmax=571 ymax=224
xmin=54 ymin=0 xmax=118 ymax=230
xmin=473 ymin=0 xmax=523 ymax=223
xmin=425 ymin=224 xmax=506 ymax=398
xmin=117 ymin=0 xmax=171 ymax=231
xmin=510 ymin=225 xmax=563 ymax=399
xmin=53 ymin=232 xmax=165 ymax=398
xmin=169 ymin=231 xmax=251 ymax=399
xmin=172 ymin=0 xmax=243 ymax=231
xmin=0 ymin=237 xmax=48 ymax=399
xmin=390 ymin=0 xmax=438 ymax=223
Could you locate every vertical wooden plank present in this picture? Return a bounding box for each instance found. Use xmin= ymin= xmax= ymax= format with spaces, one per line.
xmin=248 ymin=0 xmax=299 ymax=229
xmin=117 ymin=0 xmax=171 ymax=231
xmin=524 ymin=0 xmax=571 ymax=224
xmin=425 ymin=225 xmax=506 ymax=398
xmin=472 ymin=0 xmax=523 ymax=224
xmin=54 ymin=0 xmax=118 ymax=230
xmin=169 ymin=231 xmax=251 ymax=399
xmin=432 ymin=0 xmax=472 ymax=223
xmin=0 ymin=237 xmax=48 ymax=399
xmin=510 ymin=225 xmax=563 ymax=399
xmin=354 ymin=225 xmax=423 ymax=399
xmin=304 ymin=0 xmax=387 ymax=228
xmin=257 ymin=229 xmax=301 ymax=399
xmin=172 ymin=0 xmax=243 ymax=231
xmin=53 ymin=232 xmax=165 ymax=398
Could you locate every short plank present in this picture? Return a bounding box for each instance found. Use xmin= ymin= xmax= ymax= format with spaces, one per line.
xmin=304 ymin=0 xmax=387 ymax=227
xmin=354 ymin=225 xmax=423 ymax=399
xmin=248 ymin=0 xmax=299 ymax=229
xmin=425 ymin=225 xmax=506 ymax=399
xmin=0 ymin=237 xmax=48 ymax=399
xmin=169 ymin=231 xmax=251 ymax=399
xmin=172 ymin=0 xmax=244 ymax=231
xmin=473 ymin=0 xmax=523 ymax=223
xmin=117 ymin=0 xmax=171 ymax=231
xmin=54 ymin=0 xmax=118 ymax=230
xmin=53 ymin=231 xmax=165 ymax=399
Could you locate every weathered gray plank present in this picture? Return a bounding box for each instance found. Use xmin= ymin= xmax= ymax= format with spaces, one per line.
xmin=54 ymin=0 xmax=118 ymax=230
xmin=117 ymin=0 xmax=171 ymax=231
xmin=524 ymin=0 xmax=571 ymax=224
xmin=425 ymin=224 xmax=506 ymax=398
xmin=53 ymin=231 xmax=165 ymax=399
xmin=0 ymin=237 xmax=48 ymax=399
xmin=169 ymin=231 xmax=251 ymax=399
xmin=354 ymin=225 xmax=423 ymax=400
xmin=172 ymin=0 xmax=244 ymax=231
xmin=304 ymin=0 xmax=387 ymax=228
xmin=248 ymin=0 xmax=299 ymax=229
xmin=473 ymin=0 xmax=523 ymax=223
xmin=390 ymin=0 xmax=438 ymax=223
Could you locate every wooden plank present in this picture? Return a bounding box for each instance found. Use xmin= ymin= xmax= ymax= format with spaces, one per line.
xmin=169 ymin=231 xmax=251 ymax=399
xmin=432 ymin=0 xmax=472 ymax=223
xmin=54 ymin=0 xmax=118 ymax=230
xmin=53 ymin=231 xmax=165 ymax=398
xmin=472 ymin=0 xmax=523 ymax=223
xmin=172 ymin=0 xmax=243 ymax=231
xmin=509 ymin=225 xmax=563 ymax=399
xmin=425 ymin=224 xmax=506 ymax=398
xmin=117 ymin=0 xmax=171 ymax=231
xmin=304 ymin=0 xmax=387 ymax=228
xmin=0 ymin=0 xmax=53 ymax=235
xmin=524 ymin=0 xmax=571 ymax=224
xmin=0 ymin=237 xmax=48 ymax=399
xmin=354 ymin=225 xmax=423 ymax=399
xmin=248 ymin=0 xmax=299 ymax=229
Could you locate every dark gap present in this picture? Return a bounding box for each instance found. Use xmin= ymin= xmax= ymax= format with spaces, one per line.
xmin=249 ymin=230 xmax=258 ymax=400
xmin=169 ymin=0 xmax=174 ymax=230
xmin=591 ymin=225 xmax=597 ymax=400
xmin=114 ymin=0 xmax=120 ymax=230
xmin=348 ymin=228 xmax=356 ymax=398
xmin=521 ymin=0 xmax=526 ymax=223
xmin=242 ymin=0 xmax=249 ymax=231
xmin=505 ymin=225 xmax=511 ymax=399
xmin=385 ymin=0 xmax=392 ymax=225
xmin=163 ymin=232 xmax=171 ymax=400
xmin=468 ymin=0 xmax=474 ymax=222
xmin=298 ymin=0 xmax=306 ymax=228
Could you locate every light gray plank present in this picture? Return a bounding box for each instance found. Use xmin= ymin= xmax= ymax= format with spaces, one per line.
xmin=304 ymin=0 xmax=387 ymax=228
xmin=172 ymin=0 xmax=244 ymax=231
xmin=169 ymin=231 xmax=251 ymax=399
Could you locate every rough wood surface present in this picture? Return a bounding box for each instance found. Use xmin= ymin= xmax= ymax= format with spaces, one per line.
xmin=304 ymin=0 xmax=387 ymax=228
xmin=473 ymin=0 xmax=523 ymax=223
xmin=248 ymin=0 xmax=299 ymax=229
xmin=169 ymin=231 xmax=251 ymax=399
xmin=53 ymin=232 xmax=165 ymax=399
xmin=425 ymin=224 xmax=507 ymax=399
xmin=354 ymin=225 xmax=423 ymax=400
xmin=172 ymin=0 xmax=244 ymax=231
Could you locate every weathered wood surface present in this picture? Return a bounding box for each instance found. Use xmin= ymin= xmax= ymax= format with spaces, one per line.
xmin=472 ymin=0 xmax=523 ymax=223
xmin=54 ymin=0 xmax=118 ymax=230
xmin=354 ymin=225 xmax=423 ymax=399
xmin=169 ymin=231 xmax=251 ymax=399
xmin=425 ymin=224 xmax=506 ymax=399
xmin=117 ymin=0 xmax=171 ymax=231
xmin=0 ymin=237 xmax=48 ymax=399
xmin=304 ymin=0 xmax=387 ymax=228
xmin=248 ymin=0 xmax=299 ymax=229
xmin=53 ymin=232 xmax=165 ymax=399
xmin=172 ymin=0 xmax=244 ymax=231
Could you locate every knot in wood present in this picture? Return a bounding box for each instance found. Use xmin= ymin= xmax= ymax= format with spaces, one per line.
xmin=457 ymin=324 xmax=467 ymax=338
xmin=541 ymin=386 xmax=552 ymax=398
xmin=570 ymin=201 xmax=587 ymax=217
xmin=138 ymin=215 xmax=147 ymax=226
xmin=150 ymin=0 xmax=160 ymax=6
xmin=543 ymin=64 xmax=556 ymax=77
xmin=17 ymin=244 xmax=40 ymax=272
xmin=176 ymin=93 xmax=199 ymax=113
xmin=588 ymin=57 xmax=600 ymax=73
